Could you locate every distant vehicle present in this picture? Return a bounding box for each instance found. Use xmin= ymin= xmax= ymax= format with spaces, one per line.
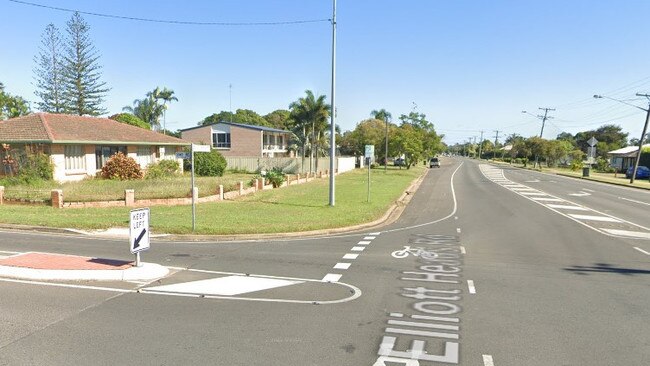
xmin=429 ymin=157 xmax=440 ymax=168
xmin=625 ymin=165 xmax=650 ymax=179
xmin=394 ymin=158 xmax=405 ymax=166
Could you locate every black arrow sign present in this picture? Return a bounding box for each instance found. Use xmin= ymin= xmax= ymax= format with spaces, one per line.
xmin=134 ymin=228 xmax=147 ymax=250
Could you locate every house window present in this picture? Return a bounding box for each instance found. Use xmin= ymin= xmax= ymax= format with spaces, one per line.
xmin=278 ymin=135 xmax=284 ymax=146
xmin=137 ymin=146 xmax=153 ymax=167
xmin=64 ymin=145 xmax=86 ymax=172
xmin=95 ymin=146 xmax=127 ymax=168
xmin=212 ymin=132 xmax=231 ymax=148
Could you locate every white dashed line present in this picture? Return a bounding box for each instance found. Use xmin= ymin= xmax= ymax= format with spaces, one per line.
xmin=483 ymin=354 xmax=495 ymax=366
xmin=364 ymin=236 xmax=376 ymax=240
xmin=343 ymin=253 xmax=359 ymax=260
xmin=460 ymin=246 xmax=466 ymax=254
xmin=531 ymin=197 xmax=564 ymax=202
xmin=456 ymin=228 xmax=461 ymax=233
xmin=602 ymin=229 xmax=650 ymax=239
xmin=358 ymin=241 xmax=371 ymax=245
xmin=368 ymin=232 xmax=381 ymax=235
xmin=333 ymin=262 xmax=351 ymax=270
xmin=567 ymin=214 xmax=621 ymax=223
xmin=546 ymin=204 xmax=589 ymax=211
xmin=467 ymin=280 xmax=476 ymax=294
xmin=619 ymin=197 xmax=650 ymax=206
xmin=322 ymin=273 xmax=342 ymax=282
xmin=583 ymin=188 xmax=595 ymax=192
xmin=351 ymin=246 xmax=365 ymax=251
xmin=634 ymin=247 xmax=650 ymax=255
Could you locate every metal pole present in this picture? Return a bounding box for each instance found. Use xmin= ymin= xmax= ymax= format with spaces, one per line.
xmin=191 ymin=144 xmax=196 ymax=232
xmin=630 ymin=100 xmax=650 ymax=184
xmin=328 ymin=0 xmax=337 ymax=206
xmin=367 ymin=159 xmax=370 ymax=203
xmin=135 ymin=252 xmax=141 ymax=267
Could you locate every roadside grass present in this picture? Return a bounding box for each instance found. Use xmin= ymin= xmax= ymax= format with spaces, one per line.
xmin=0 ymin=173 xmax=255 ymax=201
xmin=0 ymin=166 xmax=425 ymax=234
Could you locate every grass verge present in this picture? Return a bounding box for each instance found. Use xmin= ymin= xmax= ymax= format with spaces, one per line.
xmin=0 ymin=166 xmax=425 ymax=235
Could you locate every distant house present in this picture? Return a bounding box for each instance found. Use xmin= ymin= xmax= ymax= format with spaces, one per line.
xmin=607 ymin=144 xmax=650 ymax=171
xmin=180 ymin=122 xmax=293 ymax=158
xmin=0 ymin=113 xmax=189 ymax=182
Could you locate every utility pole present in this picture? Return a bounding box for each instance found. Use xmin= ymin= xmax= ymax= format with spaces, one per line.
xmin=478 ymin=131 xmax=484 ymax=160
xmin=328 ymin=0 xmax=337 ymax=206
xmin=493 ymin=130 xmax=500 ymax=160
xmin=630 ymin=93 xmax=650 ymax=184
xmin=538 ymin=107 xmax=555 ymax=138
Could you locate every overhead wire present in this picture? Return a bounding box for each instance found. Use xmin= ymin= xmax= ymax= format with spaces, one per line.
xmin=7 ymin=0 xmax=331 ymax=26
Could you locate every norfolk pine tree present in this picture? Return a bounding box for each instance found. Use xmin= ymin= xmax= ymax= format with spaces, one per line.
xmin=62 ymin=12 xmax=108 ymax=116
xmin=33 ymin=24 xmax=65 ymax=113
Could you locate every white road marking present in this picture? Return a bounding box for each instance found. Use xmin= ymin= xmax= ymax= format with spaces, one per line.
xmin=0 ymin=250 xmax=20 ymax=254
xmin=343 ymin=253 xmax=359 ymax=260
xmin=634 ymin=247 xmax=650 ymax=255
xmin=456 ymin=228 xmax=461 ymax=233
xmin=467 ymin=280 xmax=476 ymax=294
xmin=583 ymin=188 xmax=595 ymax=192
xmin=454 ymin=216 xmax=458 ymax=220
xmin=518 ymin=192 xmax=548 ymax=196
xmin=531 ymin=197 xmax=564 ymax=202
xmin=364 ymin=236 xmax=376 ymax=240
xmin=368 ymin=232 xmax=381 ymax=235
xmin=144 ymin=276 xmax=303 ymax=296
xmin=568 ymin=214 xmax=621 ymax=223
xmin=0 ymin=277 xmax=132 ymax=293
xmin=546 ymin=204 xmax=589 ymax=211
xmin=358 ymin=240 xmax=371 ymax=245
xmin=460 ymin=246 xmax=466 ymax=254
xmin=351 ymin=246 xmax=365 ymax=251
xmin=525 ymin=179 xmax=540 ymax=183
xmin=619 ymin=197 xmax=650 ymax=206
xmin=322 ymin=273 xmax=342 ymax=282
xmin=569 ymin=192 xmax=591 ymax=197
xmin=334 ymin=262 xmax=351 ymax=270
xmin=483 ymin=354 xmax=495 ymax=366
xmin=602 ymin=229 xmax=650 ymax=240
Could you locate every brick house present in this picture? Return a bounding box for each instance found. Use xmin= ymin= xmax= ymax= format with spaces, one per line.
xmin=0 ymin=113 xmax=189 ymax=182
xmin=180 ymin=122 xmax=294 ymax=158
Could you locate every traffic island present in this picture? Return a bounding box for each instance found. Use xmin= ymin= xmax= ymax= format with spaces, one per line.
xmin=0 ymin=252 xmax=169 ymax=281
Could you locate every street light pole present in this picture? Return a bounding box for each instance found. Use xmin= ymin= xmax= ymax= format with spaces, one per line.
xmin=328 ymin=0 xmax=337 ymax=206
xmin=594 ymin=94 xmax=650 ymax=184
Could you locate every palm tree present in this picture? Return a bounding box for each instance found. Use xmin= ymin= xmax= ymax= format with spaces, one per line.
xmin=152 ymin=87 xmax=178 ymax=135
xmin=371 ymin=109 xmax=392 ymax=169
xmin=289 ymin=90 xmax=330 ymax=172
xmin=123 ymin=94 xmax=164 ymax=130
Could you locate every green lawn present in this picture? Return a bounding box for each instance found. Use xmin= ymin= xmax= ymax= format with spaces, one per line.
xmin=0 ymin=173 xmax=255 ymax=201
xmin=0 ymin=166 xmax=425 ymax=235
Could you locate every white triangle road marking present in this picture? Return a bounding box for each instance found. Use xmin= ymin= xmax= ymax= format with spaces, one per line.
xmin=144 ymin=276 xmax=303 ymax=296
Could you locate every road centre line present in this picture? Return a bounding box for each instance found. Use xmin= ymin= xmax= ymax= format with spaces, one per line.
xmin=364 ymin=236 xmax=376 ymax=240
xmin=467 ymin=280 xmax=476 ymax=294
xmin=619 ymin=197 xmax=650 ymax=206
xmin=358 ymin=240 xmax=371 ymax=245
xmin=343 ymin=253 xmax=359 ymax=259
xmin=483 ymin=354 xmax=495 ymax=366
xmin=583 ymin=188 xmax=595 ymax=192
xmin=334 ymin=262 xmax=351 ymax=270
xmin=369 ymin=232 xmax=381 ymax=235
xmin=351 ymin=246 xmax=365 ymax=251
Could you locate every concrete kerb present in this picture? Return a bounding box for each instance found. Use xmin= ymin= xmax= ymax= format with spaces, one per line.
xmin=0 ymin=262 xmax=169 ymax=281
xmin=0 ymin=168 xmax=429 ymax=242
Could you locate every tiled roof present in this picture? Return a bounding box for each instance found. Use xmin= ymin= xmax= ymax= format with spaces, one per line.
xmin=0 ymin=113 xmax=189 ymax=145
xmin=181 ymin=121 xmax=290 ymax=134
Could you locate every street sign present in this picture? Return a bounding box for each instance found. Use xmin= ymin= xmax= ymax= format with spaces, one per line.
xmin=587 ymin=136 xmax=598 ymax=147
xmin=175 ymin=152 xmax=190 ymax=159
xmin=130 ymin=208 xmax=150 ymax=254
xmin=364 ymin=145 xmax=375 ymax=159
xmin=192 ymin=144 xmax=211 ymax=153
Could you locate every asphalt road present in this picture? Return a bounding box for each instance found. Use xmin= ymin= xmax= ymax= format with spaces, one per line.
xmin=1 ymin=157 xmax=649 ymax=365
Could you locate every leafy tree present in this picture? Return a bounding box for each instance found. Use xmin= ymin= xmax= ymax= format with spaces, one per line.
xmin=61 ymin=12 xmax=109 ymax=115
xmin=556 ymin=132 xmax=576 ymax=147
xmin=200 ymin=109 xmax=269 ymax=127
xmin=288 ymin=90 xmax=330 ymax=171
xmin=0 ymin=82 xmax=30 ymax=120
xmin=390 ymin=123 xmax=423 ymax=168
xmin=109 ymin=113 xmax=150 ymax=129
xmin=574 ymin=124 xmax=628 ymax=157
xmin=33 ymin=24 xmax=66 ymax=113
xmin=545 ymin=139 xmax=572 ymax=167
xmin=263 ymin=109 xmax=291 ymax=129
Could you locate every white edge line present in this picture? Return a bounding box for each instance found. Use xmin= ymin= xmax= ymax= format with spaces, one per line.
xmin=634 ymin=247 xmax=650 ymax=255
xmin=0 ymin=277 xmax=132 ymax=293
xmin=619 ymin=196 xmax=650 ymax=207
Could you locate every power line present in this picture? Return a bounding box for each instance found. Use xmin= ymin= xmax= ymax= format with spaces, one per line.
xmin=8 ymin=0 xmax=331 ymax=26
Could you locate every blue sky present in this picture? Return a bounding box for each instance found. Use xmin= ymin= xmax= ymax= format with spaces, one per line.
xmin=2 ymin=0 xmax=650 ymax=145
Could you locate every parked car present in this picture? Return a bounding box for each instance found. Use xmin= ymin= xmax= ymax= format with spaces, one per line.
xmin=429 ymin=157 xmax=440 ymax=168
xmin=394 ymin=158 xmax=405 ymax=166
xmin=625 ymin=165 xmax=650 ymax=179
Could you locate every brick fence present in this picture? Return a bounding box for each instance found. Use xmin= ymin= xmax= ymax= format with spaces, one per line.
xmin=0 ymin=171 xmax=335 ymax=209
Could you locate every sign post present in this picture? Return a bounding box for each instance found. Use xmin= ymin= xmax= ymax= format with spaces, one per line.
xmin=129 ymin=207 xmax=150 ymax=267
xmin=364 ymin=145 xmax=374 ymax=203
xmin=587 ymin=136 xmax=598 ymax=165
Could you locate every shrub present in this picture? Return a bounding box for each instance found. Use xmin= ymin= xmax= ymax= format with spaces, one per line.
xmin=109 ymin=113 xmax=150 ymax=129
xmin=194 ymin=150 xmax=227 ymax=177
xmin=264 ymin=167 xmax=286 ymax=188
xmin=18 ymin=151 xmax=54 ymax=182
xmin=145 ymin=159 xmax=180 ymax=180
xmin=101 ymin=152 xmax=143 ymax=180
